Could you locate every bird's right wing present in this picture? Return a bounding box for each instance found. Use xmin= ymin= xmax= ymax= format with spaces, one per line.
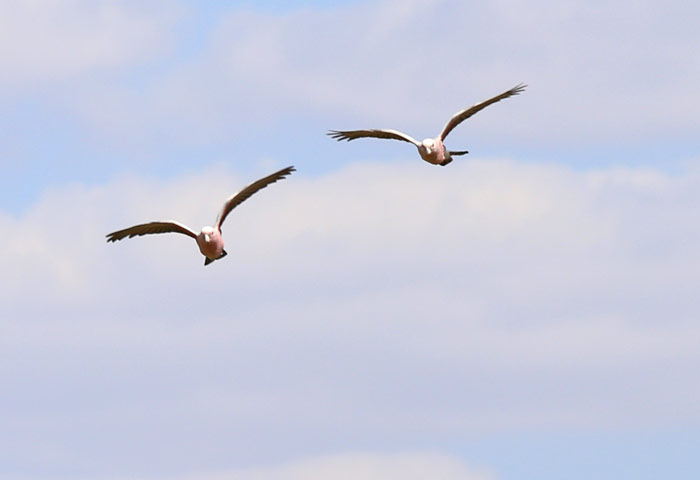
xmin=439 ymin=83 xmax=527 ymax=140
xmin=106 ymin=221 xmax=198 ymax=242
xmin=327 ymin=129 xmax=421 ymax=146
xmin=215 ymin=166 xmax=296 ymax=230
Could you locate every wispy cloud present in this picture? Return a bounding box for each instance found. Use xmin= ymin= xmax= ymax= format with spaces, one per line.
xmin=4 ymin=452 xmax=493 ymax=480
xmin=0 ymin=0 xmax=180 ymax=89
xmin=5 ymin=0 xmax=696 ymax=152
xmin=171 ymin=452 xmax=493 ymax=480
xmin=2 ymin=160 xmax=699 ymax=476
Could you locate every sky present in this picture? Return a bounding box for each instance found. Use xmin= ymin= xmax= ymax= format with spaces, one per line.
xmin=1 ymin=0 xmax=699 ymax=479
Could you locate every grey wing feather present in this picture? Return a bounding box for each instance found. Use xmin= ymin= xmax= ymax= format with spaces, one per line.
xmin=215 ymin=166 xmax=295 ymax=230
xmin=439 ymin=83 xmax=527 ymax=141
xmin=106 ymin=221 xmax=197 ymax=242
xmin=327 ymin=129 xmax=420 ymax=146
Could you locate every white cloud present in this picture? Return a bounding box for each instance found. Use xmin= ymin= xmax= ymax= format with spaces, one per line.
xmin=164 ymin=452 xmax=493 ymax=480
xmin=61 ymin=0 xmax=700 ymax=149
xmin=0 ymin=0 xmax=179 ymax=88
xmin=2 ymin=452 xmax=493 ymax=480
xmin=5 ymin=0 xmax=695 ymax=160
xmin=2 ymin=158 xmax=700 ymax=475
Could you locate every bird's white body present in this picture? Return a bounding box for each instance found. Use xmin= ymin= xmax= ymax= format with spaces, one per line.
xmin=418 ymin=137 xmax=449 ymax=165
xmin=196 ymin=226 xmax=225 ymax=261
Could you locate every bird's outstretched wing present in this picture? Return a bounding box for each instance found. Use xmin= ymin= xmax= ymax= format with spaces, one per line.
xmin=327 ymin=129 xmax=420 ymax=146
xmin=439 ymin=83 xmax=527 ymax=141
xmin=106 ymin=221 xmax=198 ymax=242
xmin=215 ymin=166 xmax=295 ymax=230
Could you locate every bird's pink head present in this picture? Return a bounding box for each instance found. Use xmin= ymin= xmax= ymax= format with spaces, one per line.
xmin=422 ymin=138 xmax=436 ymax=155
xmin=201 ymin=226 xmax=215 ymax=242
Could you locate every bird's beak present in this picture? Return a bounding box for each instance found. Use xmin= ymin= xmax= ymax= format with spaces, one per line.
xmin=425 ymin=147 xmax=432 ymax=155
xmin=204 ymin=234 xmax=210 ymax=242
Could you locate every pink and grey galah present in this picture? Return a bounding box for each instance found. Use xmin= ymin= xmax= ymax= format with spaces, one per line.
xmin=328 ymin=84 xmax=526 ymax=166
xmin=106 ymin=166 xmax=295 ymax=266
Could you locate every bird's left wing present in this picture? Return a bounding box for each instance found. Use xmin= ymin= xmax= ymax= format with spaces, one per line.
xmin=106 ymin=221 xmax=198 ymax=242
xmin=439 ymin=83 xmax=526 ymax=141
xmin=327 ymin=129 xmax=421 ymax=146
xmin=215 ymin=166 xmax=295 ymax=230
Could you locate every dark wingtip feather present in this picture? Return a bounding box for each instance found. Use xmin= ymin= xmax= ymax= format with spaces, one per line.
xmin=276 ymin=165 xmax=296 ymax=181
xmin=512 ymin=83 xmax=527 ymax=95
xmin=327 ymin=130 xmax=353 ymax=142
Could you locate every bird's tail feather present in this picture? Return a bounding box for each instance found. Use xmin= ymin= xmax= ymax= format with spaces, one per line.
xmin=449 ymin=150 xmax=469 ymax=156
xmin=204 ymin=250 xmax=227 ymax=266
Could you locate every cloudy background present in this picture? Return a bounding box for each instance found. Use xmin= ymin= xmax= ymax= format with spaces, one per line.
xmin=1 ymin=1 xmax=699 ymax=479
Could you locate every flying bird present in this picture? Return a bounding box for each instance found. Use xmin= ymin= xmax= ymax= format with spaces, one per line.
xmin=328 ymin=83 xmax=526 ymax=166
xmin=106 ymin=166 xmax=295 ymax=266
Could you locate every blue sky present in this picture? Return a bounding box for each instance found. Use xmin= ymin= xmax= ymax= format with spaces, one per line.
xmin=1 ymin=1 xmax=699 ymax=479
